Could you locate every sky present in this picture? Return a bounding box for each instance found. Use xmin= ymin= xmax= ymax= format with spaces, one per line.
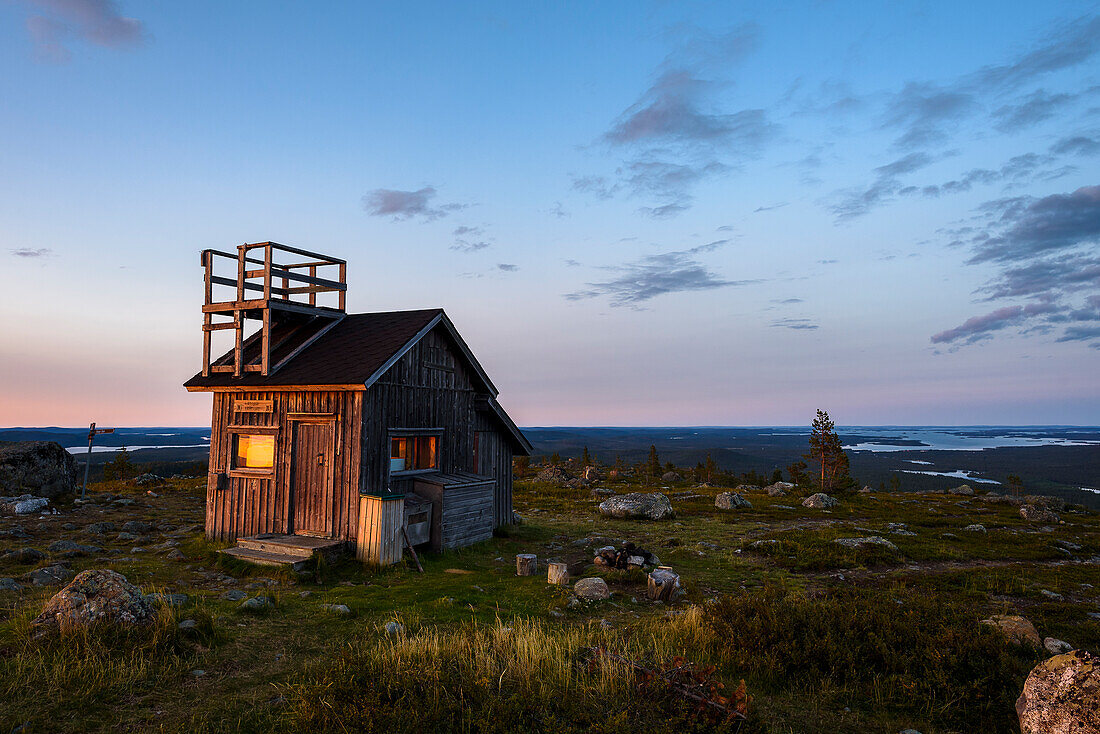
xmin=1 ymin=1 xmax=1099 ymax=428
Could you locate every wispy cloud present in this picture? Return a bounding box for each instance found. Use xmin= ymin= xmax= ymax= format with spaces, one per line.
xmin=497 ymin=263 xmax=518 ymax=272
xmin=20 ymin=0 xmax=144 ymax=62
xmin=564 ymin=240 xmax=754 ymax=307
xmin=770 ymin=317 xmax=818 ymax=330
xmin=575 ymin=25 xmax=777 ymax=216
xmin=361 ymin=186 xmax=466 ymax=222
xmin=932 ymin=184 xmax=1100 ymax=349
xmin=10 ymin=247 xmax=53 ymax=258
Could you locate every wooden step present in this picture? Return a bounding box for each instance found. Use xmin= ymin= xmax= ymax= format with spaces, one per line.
xmin=236 ymin=533 xmax=343 ymax=559
xmin=236 ymin=538 xmax=317 ymax=559
xmin=218 ymin=546 xmax=313 ymax=572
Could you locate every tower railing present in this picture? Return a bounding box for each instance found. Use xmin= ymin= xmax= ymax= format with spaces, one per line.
xmin=200 ymin=242 xmax=346 ymax=378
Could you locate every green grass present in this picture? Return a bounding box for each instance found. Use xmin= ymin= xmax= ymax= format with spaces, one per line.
xmin=0 ymin=475 xmax=1098 ymax=733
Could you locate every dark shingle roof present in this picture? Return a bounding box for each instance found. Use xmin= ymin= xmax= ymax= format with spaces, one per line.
xmin=183 ymin=309 xmax=443 ymax=389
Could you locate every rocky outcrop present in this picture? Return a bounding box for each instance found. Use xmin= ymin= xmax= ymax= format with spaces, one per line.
xmin=0 ymin=441 xmax=78 ymax=499
xmin=948 ymin=484 xmax=974 ymax=496
xmin=660 ymin=471 xmax=682 ymax=483
xmin=834 ymin=536 xmax=899 ymax=551
xmin=0 ymin=495 xmax=50 ymax=515
xmin=802 ymin=493 xmax=839 ymax=509
xmin=1016 ymin=651 xmax=1100 ymax=734
xmin=598 ymin=493 xmax=674 ymax=521
xmin=1020 ymin=504 xmax=1061 ymax=524
xmin=714 ymin=492 xmax=752 ymax=510
xmin=30 ymin=569 xmax=154 ymax=634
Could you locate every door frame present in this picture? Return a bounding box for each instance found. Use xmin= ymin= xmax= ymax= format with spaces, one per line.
xmin=288 ymin=415 xmax=337 ymax=537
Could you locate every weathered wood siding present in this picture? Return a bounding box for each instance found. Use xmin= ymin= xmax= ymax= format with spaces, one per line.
xmin=414 ymin=478 xmax=495 ymax=550
xmin=205 ymin=389 xmax=362 ymax=542
xmin=474 ymin=414 xmax=515 ymax=527
xmin=355 ymin=495 xmax=404 ymax=565
xmin=360 ymin=326 xmax=478 ymax=496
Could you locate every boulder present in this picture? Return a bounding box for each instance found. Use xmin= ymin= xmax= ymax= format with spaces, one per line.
xmin=121 ymin=521 xmax=157 ymax=534
xmin=714 ymin=492 xmax=752 ymax=510
xmin=949 ymin=484 xmax=974 ymax=496
xmin=598 ymin=493 xmax=674 ymax=521
xmin=22 ymin=565 xmax=75 ymax=586
xmin=48 ymin=539 xmax=102 ymax=556
xmin=85 ymin=522 xmax=117 ymax=535
xmin=324 ymin=603 xmax=352 ymax=616
xmin=0 ymin=578 xmax=22 ymax=592
xmin=766 ymin=485 xmax=788 ymax=497
xmin=239 ymin=596 xmax=271 ymax=611
xmin=859 ymin=485 xmax=876 ymax=493
xmin=1020 ymin=504 xmax=1061 ymax=524
xmin=573 ymin=577 xmax=610 ymax=601
xmin=222 ymin=589 xmax=248 ymax=602
xmin=834 ymin=536 xmax=899 ymax=552
xmin=30 ymin=569 xmax=154 ymax=634
xmin=1016 ymin=651 xmax=1100 ymax=734
xmin=982 ymin=614 xmax=1041 ymax=648
xmin=963 ymin=524 xmax=987 ymax=533
xmin=660 ymin=471 xmax=682 ymax=483
xmin=0 ymin=441 xmax=78 ymax=499
xmin=0 ymin=495 xmax=51 ymax=515
xmin=2 ymin=547 xmax=45 ymax=564
xmin=802 ymin=493 xmax=839 ymax=509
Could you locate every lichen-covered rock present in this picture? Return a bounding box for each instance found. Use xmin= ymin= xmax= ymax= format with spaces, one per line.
xmin=85 ymin=522 xmax=117 ymax=535
xmin=834 ymin=536 xmax=899 ymax=551
xmin=963 ymin=524 xmax=987 ymax=532
xmin=0 ymin=495 xmax=51 ymax=515
xmin=121 ymin=520 xmax=156 ymax=534
xmin=982 ymin=614 xmax=1041 ymax=648
xmin=598 ymin=493 xmax=674 ymax=521
xmin=1016 ymin=651 xmax=1100 ymax=734
xmin=948 ymin=484 xmax=974 ymax=496
xmin=1044 ymin=638 xmax=1074 ymax=655
xmin=48 ymin=539 xmax=102 ymax=556
xmin=30 ymin=569 xmax=153 ymax=633
xmin=2 ymin=547 xmax=45 ymax=564
xmin=1021 ymin=504 xmax=1061 ymax=524
xmin=802 ymin=493 xmax=839 ymax=509
xmin=660 ymin=471 xmax=682 ymax=483
xmin=0 ymin=441 xmax=77 ymax=499
xmin=766 ymin=482 xmax=792 ymax=496
xmin=573 ymin=577 xmax=610 ymax=601
xmin=714 ymin=492 xmax=752 ymax=510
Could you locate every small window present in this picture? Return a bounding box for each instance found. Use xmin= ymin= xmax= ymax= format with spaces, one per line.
xmin=389 ymin=434 xmax=439 ymax=474
xmin=233 ymin=434 xmax=274 ymax=470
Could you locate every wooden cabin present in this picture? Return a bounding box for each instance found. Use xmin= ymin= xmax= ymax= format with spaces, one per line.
xmin=183 ymin=242 xmax=531 ymax=567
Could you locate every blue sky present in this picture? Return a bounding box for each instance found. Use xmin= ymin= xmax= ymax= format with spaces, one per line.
xmin=1 ymin=1 xmax=1098 ymax=427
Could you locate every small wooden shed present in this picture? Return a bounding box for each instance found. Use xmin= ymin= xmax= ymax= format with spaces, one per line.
xmin=183 ymin=242 xmax=531 ymax=566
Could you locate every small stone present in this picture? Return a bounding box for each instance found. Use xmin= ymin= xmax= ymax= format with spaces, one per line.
xmin=178 ymin=619 xmax=198 ymax=630
xmin=222 ymin=589 xmax=247 ymax=602
xmin=122 ymin=520 xmax=156 ymax=534
xmin=981 ymin=614 xmax=1041 ymax=648
xmin=1040 ymin=589 xmax=1064 ymax=601
xmin=165 ymin=549 xmax=186 ymax=561
xmin=62 ymin=522 xmax=77 ymax=531
xmin=324 ymin=603 xmax=352 ymax=616
xmin=298 ymin=590 xmax=312 ymax=598
xmin=191 ymin=669 xmax=206 ymax=677
xmin=0 ymin=577 xmax=22 ymax=591
xmin=573 ymin=577 xmax=611 ymax=601
xmin=963 ymin=524 xmax=986 ymax=533
xmin=85 ymin=522 xmax=117 ymax=535
xmin=117 ymin=532 xmax=139 ymax=541
xmin=239 ymin=596 xmax=271 ymax=611
xmin=146 ymin=592 xmax=188 ymax=607
xmin=23 ymin=564 xmax=75 ymax=586
xmin=383 ymin=621 xmax=405 ymax=637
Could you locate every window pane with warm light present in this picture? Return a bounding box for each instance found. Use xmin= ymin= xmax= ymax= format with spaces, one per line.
xmin=234 ymin=434 xmax=274 ymax=469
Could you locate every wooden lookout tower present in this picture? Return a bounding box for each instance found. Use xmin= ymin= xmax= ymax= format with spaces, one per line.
xmin=185 ymin=242 xmax=531 ymax=568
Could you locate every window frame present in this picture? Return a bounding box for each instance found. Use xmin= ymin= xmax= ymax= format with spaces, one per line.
xmin=227 ymin=426 xmax=279 ymax=478
xmin=387 ymin=428 xmax=443 ymax=478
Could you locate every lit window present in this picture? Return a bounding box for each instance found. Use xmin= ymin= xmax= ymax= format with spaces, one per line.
xmin=233 ymin=434 xmax=274 ymax=470
xmin=389 ymin=435 xmax=439 ymax=473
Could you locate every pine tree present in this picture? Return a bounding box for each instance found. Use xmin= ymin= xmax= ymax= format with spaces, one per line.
xmin=805 ymin=410 xmax=853 ymax=491
xmin=645 ymin=445 xmax=661 ymax=482
xmin=786 ymin=460 xmax=807 ymax=486
xmin=705 ymin=453 xmax=718 ymax=484
xmin=581 ymin=446 xmax=592 ymax=466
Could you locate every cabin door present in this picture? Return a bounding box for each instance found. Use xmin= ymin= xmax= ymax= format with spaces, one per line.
xmin=290 ymin=422 xmax=334 ymax=537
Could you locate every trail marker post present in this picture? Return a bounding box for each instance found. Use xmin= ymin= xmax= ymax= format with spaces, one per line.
xmin=81 ymin=423 xmax=115 ymax=500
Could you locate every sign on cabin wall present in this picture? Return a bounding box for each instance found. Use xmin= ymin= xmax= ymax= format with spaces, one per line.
xmin=234 ymin=399 xmax=273 ymax=413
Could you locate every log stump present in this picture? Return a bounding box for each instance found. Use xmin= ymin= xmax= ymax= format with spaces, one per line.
xmin=516 ymin=554 xmax=537 ymax=576
xmin=547 ymin=562 xmax=569 ymax=586
xmin=647 ymin=567 xmax=681 ymax=602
